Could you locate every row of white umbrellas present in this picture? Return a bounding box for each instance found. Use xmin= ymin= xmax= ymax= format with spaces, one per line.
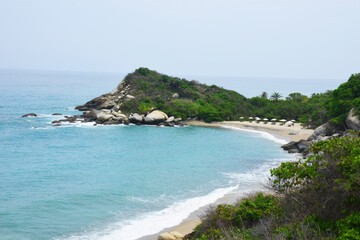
xmin=240 ymin=117 xmax=296 ymax=123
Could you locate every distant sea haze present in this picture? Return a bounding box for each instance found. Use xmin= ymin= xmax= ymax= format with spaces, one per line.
xmin=0 ymin=69 xmax=320 ymax=240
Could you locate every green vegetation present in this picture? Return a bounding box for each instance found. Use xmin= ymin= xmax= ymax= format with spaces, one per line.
xmin=119 ymin=68 xmax=359 ymax=127
xmin=185 ymin=132 xmax=360 ymax=240
xmin=328 ymin=73 xmax=360 ymax=125
xmin=119 ymin=68 xmax=250 ymax=122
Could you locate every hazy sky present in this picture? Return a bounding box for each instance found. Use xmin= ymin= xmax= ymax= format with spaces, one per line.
xmin=1 ymin=0 xmax=359 ymax=79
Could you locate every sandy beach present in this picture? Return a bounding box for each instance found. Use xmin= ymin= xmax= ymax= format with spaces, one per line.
xmin=187 ymin=120 xmax=314 ymax=142
xmin=147 ymin=121 xmax=314 ymax=240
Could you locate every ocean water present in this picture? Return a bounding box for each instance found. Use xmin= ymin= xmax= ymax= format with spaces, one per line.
xmin=0 ymin=69 xmax=294 ymax=240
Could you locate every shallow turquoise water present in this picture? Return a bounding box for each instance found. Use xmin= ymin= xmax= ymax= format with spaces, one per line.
xmin=0 ymin=70 xmax=292 ymax=240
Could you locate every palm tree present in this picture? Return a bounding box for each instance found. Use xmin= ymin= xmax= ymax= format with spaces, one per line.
xmin=260 ymin=91 xmax=268 ymax=99
xmin=270 ymin=92 xmax=282 ymax=102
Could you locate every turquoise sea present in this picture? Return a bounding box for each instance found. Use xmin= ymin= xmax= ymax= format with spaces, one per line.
xmin=0 ymin=69 xmax=294 ymax=240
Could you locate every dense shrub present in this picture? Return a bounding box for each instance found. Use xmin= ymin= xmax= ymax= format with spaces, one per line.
xmin=185 ymin=132 xmax=360 ymax=240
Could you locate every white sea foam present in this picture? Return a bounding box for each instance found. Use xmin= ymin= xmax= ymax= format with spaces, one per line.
xmin=59 ymin=186 xmax=237 ymax=240
xmin=223 ymin=157 xmax=295 ymax=188
xmin=219 ymin=125 xmax=288 ymax=145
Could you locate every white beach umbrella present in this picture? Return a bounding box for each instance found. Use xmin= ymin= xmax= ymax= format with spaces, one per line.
xmin=291 ymin=119 xmax=296 ymax=122
xmin=263 ymin=118 xmax=269 ymax=121
xmin=271 ymin=118 xmax=277 ymax=121
xmin=240 ymin=117 xmax=244 ymax=119
xmin=255 ymin=117 xmax=260 ymax=121
xmin=286 ymin=121 xmax=293 ymax=126
xmin=248 ymin=117 xmax=254 ymax=120
xmin=280 ymin=119 xmax=287 ymax=122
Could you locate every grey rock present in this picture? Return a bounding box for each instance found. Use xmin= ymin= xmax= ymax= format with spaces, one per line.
xmin=53 ymin=124 xmax=62 ymax=127
xmin=307 ymin=122 xmax=336 ymax=141
xmin=112 ymin=105 xmax=121 ymax=112
xmin=96 ymin=112 xmax=112 ymax=123
xmin=129 ymin=113 xmax=143 ymax=123
xmin=289 ymin=149 xmax=300 ymax=153
xmin=174 ymin=118 xmax=182 ymax=123
xmin=166 ymin=116 xmax=175 ymax=123
xmin=281 ymin=141 xmax=298 ymax=151
xmin=332 ymin=133 xmax=341 ymax=138
xmin=296 ymin=140 xmax=312 ymax=153
xmin=112 ymin=111 xmax=127 ymax=119
xmin=346 ymin=108 xmax=360 ymax=131
xmin=320 ymin=136 xmax=331 ymax=141
xmin=289 ymin=131 xmax=298 ymax=135
xmin=52 ymin=120 xmax=60 ymax=124
xmin=22 ymin=113 xmax=37 ymax=117
xmin=52 ymin=113 xmax=62 ymax=115
xmin=126 ymin=94 xmax=135 ymax=100
xmin=117 ymin=81 xmax=124 ymax=91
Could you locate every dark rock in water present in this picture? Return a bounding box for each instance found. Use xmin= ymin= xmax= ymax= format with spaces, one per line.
xmin=289 ymin=149 xmax=300 ymax=154
xmin=22 ymin=113 xmax=37 ymax=117
xmin=52 ymin=120 xmax=60 ymax=124
xmin=52 ymin=113 xmax=62 ymax=115
xmin=53 ymin=124 xmax=61 ymax=127
xmin=296 ymin=140 xmax=312 ymax=153
xmin=281 ymin=141 xmax=298 ymax=151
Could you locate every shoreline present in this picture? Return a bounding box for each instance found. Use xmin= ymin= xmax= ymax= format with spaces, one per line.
xmin=142 ymin=121 xmax=314 ymax=240
xmin=186 ymin=120 xmax=314 ymax=142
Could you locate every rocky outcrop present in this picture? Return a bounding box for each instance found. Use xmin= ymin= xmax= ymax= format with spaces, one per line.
xmin=56 ymin=108 xmax=184 ymax=127
xmin=22 ymin=113 xmax=37 ymax=117
xmin=281 ymin=141 xmax=311 ymax=154
xmin=158 ymin=231 xmax=184 ymax=240
xmin=144 ymin=110 xmax=168 ymax=124
xmin=346 ymin=108 xmax=360 ymax=131
xmin=307 ymin=122 xmax=340 ymax=142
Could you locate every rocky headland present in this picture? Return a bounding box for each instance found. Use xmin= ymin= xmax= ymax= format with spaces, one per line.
xmin=281 ymin=107 xmax=360 ymax=157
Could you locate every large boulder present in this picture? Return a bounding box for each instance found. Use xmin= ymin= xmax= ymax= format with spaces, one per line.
xmin=129 ymin=113 xmax=143 ymax=123
xmin=346 ymin=108 xmax=360 ymax=131
xmin=75 ymin=95 xmax=116 ymax=111
xmin=281 ymin=141 xmax=298 ymax=151
xmin=296 ymin=140 xmax=312 ymax=153
xmin=96 ymin=112 xmax=112 ymax=123
xmin=144 ymin=110 xmax=168 ymax=124
xmin=166 ymin=116 xmax=175 ymax=123
xmin=307 ymin=122 xmax=337 ymax=141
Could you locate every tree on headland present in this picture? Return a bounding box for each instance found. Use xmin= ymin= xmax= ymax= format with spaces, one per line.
xmin=270 ymin=92 xmax=282 ymax=102
xmin=260 ymin=91 xmax=268 ymax=99
xmin=286 ymin=92 xmax=308 ymax=102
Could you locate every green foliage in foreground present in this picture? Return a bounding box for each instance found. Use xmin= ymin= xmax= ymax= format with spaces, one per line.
xmin=185 ymin=132 xmax=360 ymax=240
